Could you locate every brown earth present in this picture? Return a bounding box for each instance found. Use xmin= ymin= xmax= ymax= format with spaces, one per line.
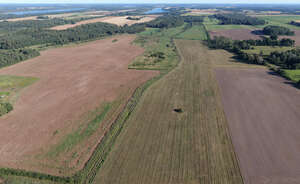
xmin=215 ymin=68 xmax=300 ymax=184
xmin=209 ymin=29 xmax=262 ymax=40
xmin=50 ymin=15 xmax=158 ymax=30
xmin=0 ymin=35 xmax=158 ymax=174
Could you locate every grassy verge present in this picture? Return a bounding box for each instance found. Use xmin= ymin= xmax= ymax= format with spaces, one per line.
xmin=282 ymin=69 xmax=300 ymax=82
xmin=0 ymin=75 xmax=38 ymax=117
xmin=129 ymin=26 xmax=184 ymax=71
xmin=242 ymin=46 xmax=294 ymax=56
xmin=175 ymin=24 xmax=208 ymax=40
xmin=47 ymin=103 xmax=111 ymax=158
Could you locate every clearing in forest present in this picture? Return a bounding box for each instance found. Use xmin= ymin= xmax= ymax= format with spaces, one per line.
xmin=50 ymin=15 xmax=159 ymax=30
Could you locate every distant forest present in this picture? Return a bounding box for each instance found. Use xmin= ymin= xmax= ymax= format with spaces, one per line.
xmin=0 ymin=14 xmax=204 ymax=69
xmin=213 ymin=13 xmax=266 ymax=25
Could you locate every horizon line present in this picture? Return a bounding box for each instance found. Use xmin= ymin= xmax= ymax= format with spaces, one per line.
xmin=1 ymin=2 xmax=300 ymax=4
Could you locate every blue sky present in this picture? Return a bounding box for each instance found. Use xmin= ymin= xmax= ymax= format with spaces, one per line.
xmin=0 ymin=0 xmax=300 ymax=4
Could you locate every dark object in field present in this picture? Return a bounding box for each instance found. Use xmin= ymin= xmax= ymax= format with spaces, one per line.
xmin=174 ymin=108 xmax=183 ymax=113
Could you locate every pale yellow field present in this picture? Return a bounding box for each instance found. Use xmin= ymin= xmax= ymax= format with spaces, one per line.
xmin=0 ymin=16 xmax=38 ymax=22
xmin=50 ymin=15 xmax=159 ymax=30
xmin=99 ymin=15 xmax=159 ymax=26
xmin=184 ymin=8 xmax=228 ymax=15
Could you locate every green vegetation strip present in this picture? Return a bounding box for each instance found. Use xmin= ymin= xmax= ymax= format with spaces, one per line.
xmin=282 ymin=69 xmax=300 ymax=85
xmin=48 ymin=104 xmax=111 ymax=158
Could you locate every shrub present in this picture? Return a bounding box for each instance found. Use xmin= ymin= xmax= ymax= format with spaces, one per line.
xmin=0 ymin=102 xmax=13 ymax=116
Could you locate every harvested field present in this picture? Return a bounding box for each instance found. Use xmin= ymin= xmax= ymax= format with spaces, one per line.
xmin=50 ymin=15 xmax=159 ymax=30
xmin=99 ymin=15 xmax=158 ymax=26
xmin=215 ymin=68 xmax=300 ymax=184
xmin=94 ymin=40 xmax=243 ymax=184
xmin=0 ymin=35 xmax=158 ymax=175
xmin=209 ymin=29 xmax=262 ymax=40
xmin=184 ymin=8 xmax=230 ymax=16
xmin=0 ymin=16 xmax=37 ymax=22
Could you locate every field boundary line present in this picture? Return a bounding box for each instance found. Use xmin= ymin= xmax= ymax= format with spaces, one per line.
xmin=0 ymin=36 xmax=181 ymax=184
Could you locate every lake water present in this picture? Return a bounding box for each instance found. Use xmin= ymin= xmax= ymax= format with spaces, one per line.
xmin=145 ymin=8 xmax=167 ymax=14
xmin=8 ymin=8 xmax=85 ymax=15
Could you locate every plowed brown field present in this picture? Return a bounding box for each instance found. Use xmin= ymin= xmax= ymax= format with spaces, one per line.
xmin=209 ymin=29 xmax=262 ymax=40
xmin=215 ymin=68 xmax=300 ymax=184
xmin=0 ymin=35 xmax=158 ymax=175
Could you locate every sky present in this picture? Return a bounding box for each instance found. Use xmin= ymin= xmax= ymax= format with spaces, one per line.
xmin=0 ymin=0 xmax=299 ymax=4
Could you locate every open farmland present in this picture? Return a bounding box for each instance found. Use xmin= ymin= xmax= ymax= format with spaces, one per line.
xmin=215 ymin=68 xmax=300 ymax=184
xmin=94 ymin=40 xmax=243 ymax=184
xmin=0 ymin=35 xmax=158 ymax=175
xmin=50 ymin=15 xmax=159 ymax=30
xmin=254 ymin=15 xmax=300 ymax=30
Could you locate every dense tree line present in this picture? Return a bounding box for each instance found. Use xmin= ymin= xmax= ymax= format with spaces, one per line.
xmin=146 ymin=15 xmax=185 ymax=28
xmin=208 ymin=36 xmax=295 ymax=65
xmin=290 ymin=21 xmax=300 ymax=27
xmin=213 ymin=13 xmax=266 ymax=25
xmin=209 ymin=36 xmax=294 ymax=50
xmin=0 ymin=17 xmax=94 ymax=32
xmin=0 ymin=48 xmax=40 ymax=67
xmin=269 ymin=49 xmax=300 ymax=69
xmin=145 ymin=15 xmax=204 ymax=29
xmin=126 ymin=16 xmax=142 ymax=20
xmin=0 ymin=168 xmax=72 ymax=183
xmin=181 ymin=15 xmax=204 ymax=23
xmin=262 ymin=25 xmax=294 ymax=36
xmin=0 ymin=14 xmax=206 ymax=50
xmin=0 ymin=22 xmax=138 ymax=49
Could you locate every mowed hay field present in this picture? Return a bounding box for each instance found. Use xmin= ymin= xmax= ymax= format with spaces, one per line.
xmin=0 ymin=35 xmax=158 ymax=175
xmin=50 ymin=15 xmax=158 ymax=30
xmin=215 ymin=68 xmax=300 ymax=184
xmin=94 ymin=40 xmax=243 ymax=184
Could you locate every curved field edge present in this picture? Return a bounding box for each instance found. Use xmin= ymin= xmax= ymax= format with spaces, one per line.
xmin=0 ymin=71 xmax=169 ymax=184
xmin=93 ymin=40 xmax=243 ymax=184
xmin=0 ymin=34 xmax=180 ymax=184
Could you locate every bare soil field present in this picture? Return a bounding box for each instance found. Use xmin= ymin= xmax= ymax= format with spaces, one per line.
xmin=50 ymin=15 xmax=158 ymax=30
xmin=0 ymin=35 xmax=158 ymax=175
xmin=209 ymin=29 xmax=262 ymax=40
xmin=215 ymin=68 xmax=300 ymax=184
xmin=94 ymin=40 xmax=243 ymax=184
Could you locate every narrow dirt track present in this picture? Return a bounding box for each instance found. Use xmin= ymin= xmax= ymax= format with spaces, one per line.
xmin=0 ymin=35 xmax=158 ymax=173
xmin=215 ymin=68 xmax=300 ymax=184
